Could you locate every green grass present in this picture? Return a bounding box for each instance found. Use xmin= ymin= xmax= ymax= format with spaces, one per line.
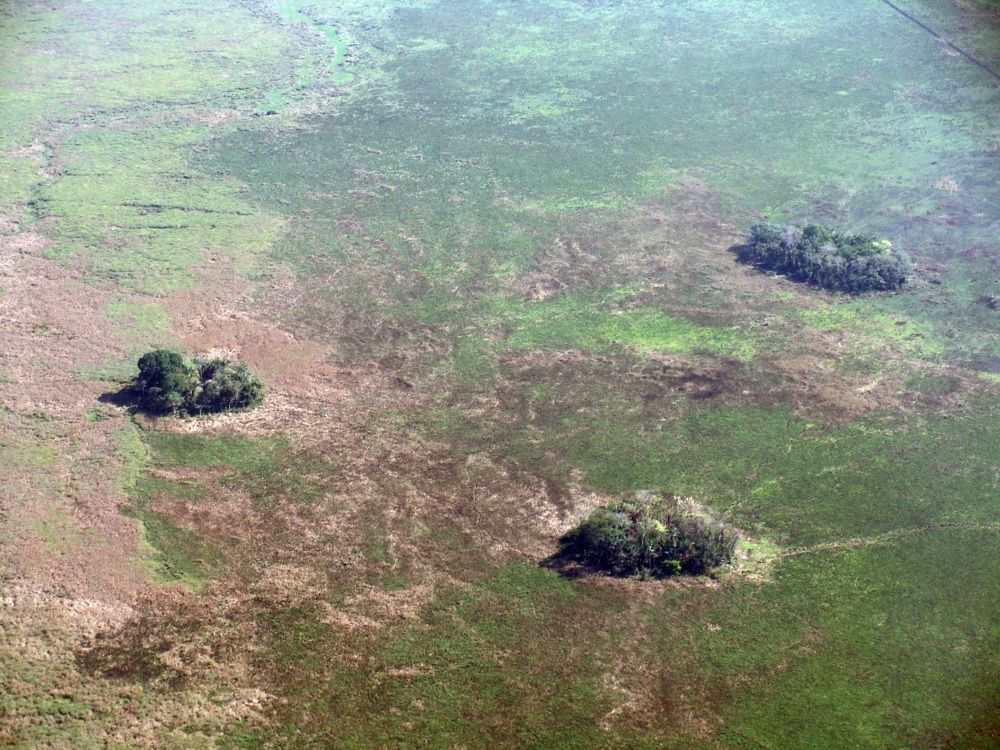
xmin=274 ymin=1 xmax=356 ymax=85
xmin=370 ymin=566 xmax=606 ymax=749
xmin=799 ymin=302 xmax=945 ymax=360
xmin=5 ymin=0 xmax=1000 ymax=746
xmin=113 ymin=424 xmax=209 ymax=588
xmin=240 ymin=565 xmax=664 ymax=749
xmin=114 ymin=423 xmax=149 ymax=492
xmin=120 ymin=430 xmax=333 ymax=589
xmin=104 ymin=298 xmax=172 ymax=344
xmin=684 ymin=527 xmax=1000 ymax=748
xmin=220 ymin=398 xmax=1000 ymax=746
xmin=128 ymin=509 xmax=215 ymax=590
xmin=1 ymin=441 xmax=57 ymax=470
xmin=75 ymin=358 xmax=138 ymax=384
xmin=191 ymin=4 xmax=1000 ymax=734
xmin=503 ymin=291 xmax=756 ymax=361
xmin=203 ymin=0 xmax=999 ymax=391
xmin=36 ymin=125 xmax=284 ymax=293
xmin=144 ymin=432 xmax=326 ymax=508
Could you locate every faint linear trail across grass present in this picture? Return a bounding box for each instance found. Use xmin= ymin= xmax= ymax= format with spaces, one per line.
xmin=780 ymin=520 xmax=1000 ymax=559
xmin=878 ymin=0 xmax=1000 ymax=80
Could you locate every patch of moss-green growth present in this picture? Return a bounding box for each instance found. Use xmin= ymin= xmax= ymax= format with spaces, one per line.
xmin=696 ymin=527 xmax=1000 ymax=748
xmin=370 ymin=564 xmax=606 ymax=747
xmin=137 ymin=474 xmax=207 ymax=503
xmin=262 ymin=88 xmax=290 ymax=114
xmin=130 ymin=517 xmax=205 ymax=589
xmin=114 ymin=426 xmax=217 ymax=589
xmin=234 ymin=562 xmax=618 ymax=749
xmin=3 ymin=442 xmax=57 ymax=470
xmin=574 ymin=402 xmax=1000 ymax=547
xmin=256 ymin=604 xmax=334 ymax=667
xmin=144 ymin=431 xmax=326 ymax=508
xmin=451 ymin=336 xmax=497 ymax=384
xmin=104 ymin=298 xmax=172 ymax=345
xmin=35 ymin=696 xmax=93 ymax=721
xmin=503 ymin=291 xmax=754 ymax=360
xmin=75 ymin=358 xmax=137 ymax=384
xmin=903 ymin=371 xmax=960 ymax=397
xmin=799 ymin=303 xmax=944 ymax=359
xmin=122 ymin=426 xmax=332 ymax=590
xmin=127 ymin=476 xmax=219 ymax=590
xmin=380 ymin=571 xmax=410 ymax=591
xmin=146 ymin=432 xmax=284 ymax=472
xmin=274 ymin=0 xmax=355 ymax=85
xmin=28 ymin=512 xmax=88 ymax=553
xmin=506 ymin=86 xmax=592 ymax=124
xmin=0 ymin=153 xmax=45 ymax=223
xmin=38 ymin=125 xmax=284 ymax=293
xmin=113 ymin=422 xmax=149 ymax=493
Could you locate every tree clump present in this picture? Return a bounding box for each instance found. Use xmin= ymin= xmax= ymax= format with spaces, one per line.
xmin=740 ymin=223 xmax=911 ymax=293
xmin=134 ymin=348 xmax=264 ymax=415
xmin=556 ymin=492 xmax=738 ymax=578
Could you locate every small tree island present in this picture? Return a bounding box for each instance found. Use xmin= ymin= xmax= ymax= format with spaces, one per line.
xmin=740 ymin=223 xmax=911 ymax=293
xmin=555 ymin=492 xmax=739 ymax=578
xmin=133 ymin=348 xmax=264 ymax=415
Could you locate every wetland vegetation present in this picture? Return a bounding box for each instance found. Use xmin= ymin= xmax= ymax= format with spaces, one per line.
xmin=2 ymin=0 xmax=999 ymax=747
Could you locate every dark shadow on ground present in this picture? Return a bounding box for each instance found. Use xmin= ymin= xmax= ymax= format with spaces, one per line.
xmin=728 ymin=242 xmax=753 ymax=264
xmin=539 ymin=550 xmax=591 ymax=579
xmin=98 ymin=384 xmax=143 ymax=412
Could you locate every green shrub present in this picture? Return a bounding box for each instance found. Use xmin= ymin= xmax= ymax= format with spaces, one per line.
xmin=557 ymin=492 xmax=738 ymax=577
xmin=195 ymin=357 xmax=265 ymax=413
xmin=135 ymin=349 xmax=200 ymax=414
xmin=134 ymin=348 xmax=264 ymax=415
xmin=740 ymin=223 xmax=911 ymax=293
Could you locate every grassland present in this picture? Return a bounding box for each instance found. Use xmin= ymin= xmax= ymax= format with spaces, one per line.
xmin=1 ymin=0 xmax=999 ymax=747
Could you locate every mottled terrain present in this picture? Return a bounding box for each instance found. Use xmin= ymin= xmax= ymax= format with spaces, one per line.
xmin=1 ymin=0 xmax=999 ymax=747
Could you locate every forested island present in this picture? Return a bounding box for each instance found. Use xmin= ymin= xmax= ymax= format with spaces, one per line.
xmin=740 ymin=223 xmax=911 ymax=292
xmin=555 ymin=492 xmax=739 ymax=578
xmin=133 ymin=349 xmax=264 ymax=415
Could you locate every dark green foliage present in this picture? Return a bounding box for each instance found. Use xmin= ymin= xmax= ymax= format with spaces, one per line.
xmin=134 ymin=348 xmax=264 ymax=415
xmin=135 ymin=349 xmax=201 ymax=414
xmin=195 ymin=358 xmax=266 ymax=414
xmin=557 ymin=492 xmax=738 ymax=577
xmin=740 ymin=223 xmax=911 ymax=293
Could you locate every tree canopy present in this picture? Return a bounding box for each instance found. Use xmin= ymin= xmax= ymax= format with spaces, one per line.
xmin=740 ymin=223 xmax=911 ymax=293
xmin=556 ymin=492 xmax=738 ymax=578
xmin=134 ymin=349 xmax=264 ymax=415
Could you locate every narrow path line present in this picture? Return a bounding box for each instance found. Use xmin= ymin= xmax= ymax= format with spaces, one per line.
xmin=877 ymin=0 xmax=1000 ymax=82
xmin=779 ymin=520 xmax=1000 ymax=559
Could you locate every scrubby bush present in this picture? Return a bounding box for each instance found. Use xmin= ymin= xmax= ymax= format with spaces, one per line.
xmin=557 ymin=493 xmax=738 ymax=578
xmin=194 ymin=357 xmax=265 ymax=413
xmin=134 ymin=348 xmax=264 ymax=415
xmin=135 ymin=349 xmax=200 ymax=414
xmin=740 ymin=222 xmax=911 ymax=293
